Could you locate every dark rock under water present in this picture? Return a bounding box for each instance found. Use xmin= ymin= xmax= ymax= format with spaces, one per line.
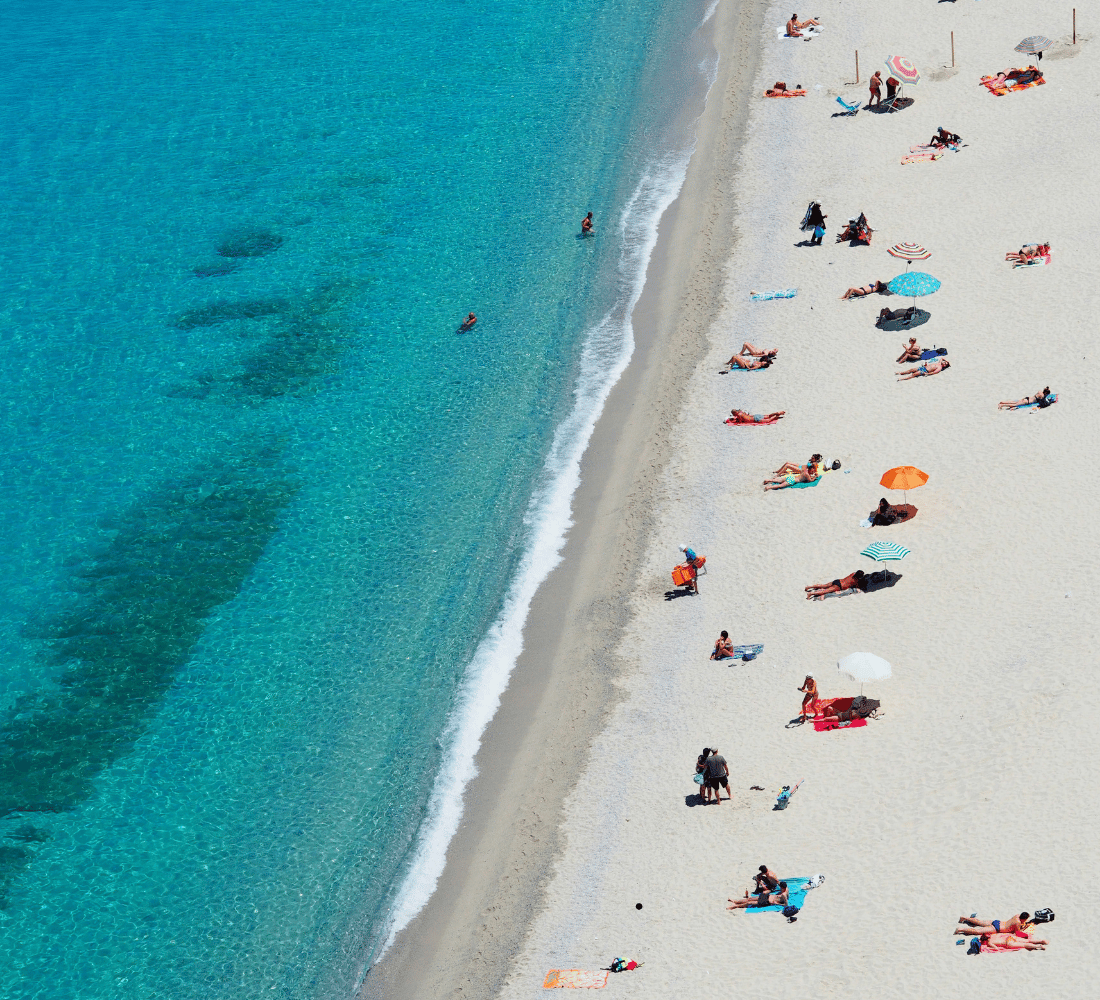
xmin=217 ymin=230 xmax=284 ymax=258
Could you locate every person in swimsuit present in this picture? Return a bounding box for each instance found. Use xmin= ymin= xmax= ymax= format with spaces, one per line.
xmin=804 ymin=570 xmax=867 ymax=600
xmin=723 ymin=342 xmax=777 ymax=370
xmin=798 ymin=674 xmax=819 ymax=721
xmin=728 ymin=409 xmax=785 ymax=424
xmin=897 ymin=358 xmax=950 ymax=380
xmin=774 ymin=453 xmax=821 ymax=477
xmin=711 ymin=631 xmax=735 ymax=660
xmin=999 ymin=386 xmax=1053 ymax=409
xmin=753 ymin=866 xmax=780 ymax=893
xmin=841 ymin=280 xmax=887 ymax=299
xmin=979 ymin=932 xmax=1048 ymax=951
xmin=459 ymin=312 xmax=477 ymax=332
xmin=895 ymin=337 xmax=922 ymax=362
xmin=956 ymin=913 xmax=1031 ymax=936
xmin=728 ymin=882 xmax=789 ymax=908
xmin=930 ymin=127 xmax=961 ymax=147
xmin=868 ymin=70 xmax=882 ymax=108
xmin=581 ymin=212 xmax=594 ymax=235
xmin=763 ymin=465 xmax=818 ymax=490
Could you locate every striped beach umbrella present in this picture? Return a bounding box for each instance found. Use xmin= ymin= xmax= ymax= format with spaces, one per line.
xmin=1015 ymin=35 xmax=1054 ymax=66
xmin=888 ymin=271 xmax=940 ymax=306
xmin=884 ymin=55 xmax=920 ymax=85
xmin=861 ymin=540 xmax=910 ymax=571
xmin=888 ymin=242 xmax=931 ymax=271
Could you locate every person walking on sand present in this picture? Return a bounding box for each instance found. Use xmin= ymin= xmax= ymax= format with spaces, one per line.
xmin=869 ymin=70 xmax=882 ymax=107
xmin=581 ymin=212 xmax=594 ymax=236
xmin=798 ymin=674 xmax=819 ymax=721
xmin=704 ymin=748 xmax=730 ymax=804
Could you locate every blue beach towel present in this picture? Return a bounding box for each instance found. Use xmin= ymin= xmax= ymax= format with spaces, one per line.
xmin=744 ymin=877 xmax=811 ymax=913
xmin=787 ymin=476 xmax=820 ymax=488
xmin=919 ymin=348 xmax=947 ymax=360
xmin=1024 ymin=392 xmax=1058 ymax=409
xmin=750 ymin=288 xmax=798 ymax=301
xmin=731 ymin=644 xmax=764 ymax=659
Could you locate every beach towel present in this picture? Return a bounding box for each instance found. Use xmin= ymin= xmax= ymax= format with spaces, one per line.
xmin=543 ymin=970 xmax=609 ymax=989
xmin=901 ymin=152 xmax=943 ymax=164
xmin=814 ymin=716 xmax=867 ymax=732
xmin=1014 ymin=254 xmax=1050 ymax=267
xmin=1022 ymin=392 xmax=1058 ymax=409
xmin=786 ymin=476 xmax=820 ymax=489
xmin=725 ymin=415 xmax=779 ymax=425
xmin=750 ymin=288 xmax=798 ymax=300
xmin=980 ymin=72 xmax=1045 ymax=96
xmin=765 ymin=89 xmax=807 ymax=98
xmin=919 ymin=348 xmax=947 ymax=360
xmin=743 ymin=876 xmax=812 ymax=913
xmin=911 ymin=143 xmax=961 ymax=153
xmin=776 ymin=24 xmax=822 ymax=39
xmin=731 ymin=644 xmax=763 ymax=659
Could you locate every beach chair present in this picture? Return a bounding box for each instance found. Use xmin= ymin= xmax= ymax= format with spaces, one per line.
xmin=835 ymin=95 xmax=859 ymax=116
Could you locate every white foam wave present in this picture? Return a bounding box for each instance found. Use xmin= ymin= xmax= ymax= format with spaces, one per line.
xmin=367 ymin=91 xmax=707 ymax=982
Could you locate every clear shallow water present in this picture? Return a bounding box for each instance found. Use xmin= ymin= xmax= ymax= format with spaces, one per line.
xmin=0 ymin=1 xmax=713 ymax=996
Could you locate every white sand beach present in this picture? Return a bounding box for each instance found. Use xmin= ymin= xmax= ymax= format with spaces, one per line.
xmin=371 ymin=1 xmax=1100 ymax=997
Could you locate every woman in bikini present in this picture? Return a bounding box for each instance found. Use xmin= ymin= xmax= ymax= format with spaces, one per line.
xmin=764 ymin=465 xmax=818 ymax=490
xmin=999 ymin=386 xmax=1052 ymax=409
xmin=841 ymin=280 xmax=887 ymax=299
xmin=798 ymin=674 xmax=819 ymax=721
xmin=773 ymin=453 xmax=821 ymax=476
xmin=895 ymin=337 xmax=922 ymax=363
xmin=728 ymin=409 xmax=785 ymax=424
xmin=897 ymin=358 xmax=949 ymax=380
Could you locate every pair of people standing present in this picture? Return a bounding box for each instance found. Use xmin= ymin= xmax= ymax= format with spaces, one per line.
xmin=868 ymin=70 xmax=900 ymax=108
xmin=804 ymin=201 xmax=827 ymax=245
xmin=694 ymin=747 xmax=731 ymax=804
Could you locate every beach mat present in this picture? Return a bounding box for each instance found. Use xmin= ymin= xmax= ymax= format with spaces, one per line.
xmin=751 ymin=288 xmax=798 ymax=301
xmin=981 ymin=73 xmax=1045 ymax=96
xmin=787 ymin=476 xmax=821 ymax=489
xmin=814 ymin=716 xmax=867 ymax=732
xmin=743 ymin=876 xmax=811 ymax=913
xmin=901 ymin=152 xmax=942 ymax=164
xmin=543 ymin=970 xmax=609 ymax=989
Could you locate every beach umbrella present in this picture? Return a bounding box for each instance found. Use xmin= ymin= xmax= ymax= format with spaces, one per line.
xmin=887 ymin=271 xmax=940 ymax=307
xmin=838 ymin=652 xmax=892 ymax=694
xmin=884 ymin=55 xmax=920 ymax=89
xmin=1015 ymin=35 xmax=1053 ymax=65
xmin=887 ymin=242 xmax=931 ymax=272
xmin=880 ymin=465 xmax=928 ymax=502
xmin=860 ymin=540 xmax=910 ymax=574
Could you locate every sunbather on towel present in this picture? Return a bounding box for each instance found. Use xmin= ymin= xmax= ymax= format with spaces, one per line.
xmin=990 ymin=67 xmax=1043 ymax=88
xmin=930 ymin=127 xmax=961 ymax=147
xmin=895 ymin=337 xmax=922 ymax=362
xmin=722 ymin=343 xmax=777 ymax=371
xmin=999 ymin=386 xmax=1053 ymax=409
xmin=728 ymin=409 xmax=785 ymax=424
xmin=774 ymin=454 xmax=821 ymax=477
xmin=980 ymin=932 xmax=1048 ymax=951
xmin=836 ymin=213 xmax=874 ymax=244
xmin=957 ymin=913 xmax=1031 ymax=935
xmin=764 ymin=467 xmax=818 ymax=490
xmin=728 ymin=883 xmax=789 ymax=908
xmin=765 ymin=81 xmax=806 ymax=97
xmin=785 ymin=12 xmax=819 ymax=36
xmin=842 ymin=280 xmax=887 ymax=299
xmin=711 ymin=630 xmax=734 ymax=660
xmin=1006 ymin=242 xmax=1050 ymax=263
xmin=805 ymin=570 xmax=866 ymax=600
xmin=897 ymin=358 xmax=950 ymax=380
xmin=753 ymin=865 xmax=780 ymax=893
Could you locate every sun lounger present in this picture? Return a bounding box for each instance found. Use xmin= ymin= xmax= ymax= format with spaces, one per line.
xmin=836 ymin=96 xmax=859 ymax=116
xmin=543 ymin=970 xmax=609 ymax=989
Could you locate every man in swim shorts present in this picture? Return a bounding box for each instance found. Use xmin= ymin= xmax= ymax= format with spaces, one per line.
xmin=703 ymin=748 xmax=730 ymax=803
xmin=727 ymin=409 xmax=785 ymax=424
xmin=956 ymin=913 xmax=1031 ymax=936
xmin=868 ymin=70 xmax=882 ymax=107
xmin=581 ymin=211 xmax=594 ymax=235
xmin=804 ymin=570 xmax=866 ymax=600
xmin=897 ymin=358 xmax=949 ymax=380
xmin=728 ymin=882 xmax=789 ymax=908
xmin=763 ymin=465 xmax=818 ymax=490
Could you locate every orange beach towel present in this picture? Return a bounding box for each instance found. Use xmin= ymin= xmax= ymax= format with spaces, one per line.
xmin=543 ymin=970 xmax=609 ymax=989
xmin=980 ymin=71 xmax=1045 ymax=96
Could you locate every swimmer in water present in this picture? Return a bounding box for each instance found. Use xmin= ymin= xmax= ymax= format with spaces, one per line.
xmin=581 ymin=212 xmax=594 ymax=235
xmin=459 ymin=312 xmax=477 ymax=332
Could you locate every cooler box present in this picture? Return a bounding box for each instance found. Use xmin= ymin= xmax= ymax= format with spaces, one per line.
xmin=671 ymin=564 xmax=696 ymax=587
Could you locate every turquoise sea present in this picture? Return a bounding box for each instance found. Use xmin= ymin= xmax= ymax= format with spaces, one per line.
xmin=0 ymin=1 xmax=716 ymax=996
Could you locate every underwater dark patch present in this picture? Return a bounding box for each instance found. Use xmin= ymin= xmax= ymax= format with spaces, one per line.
xmin=175 ymin=298 xmax=289 ymax=329
xmin=192 ymin=261 xmax=240 ymax=278
xmin=0 ymin=444 xmax=299 ymax=904
xmin=216 ymin=230 xmax=284 ymax=258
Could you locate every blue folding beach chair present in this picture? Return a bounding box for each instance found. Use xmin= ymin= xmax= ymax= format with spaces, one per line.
xmin=835 ymin=95 xmax=859 ymax=116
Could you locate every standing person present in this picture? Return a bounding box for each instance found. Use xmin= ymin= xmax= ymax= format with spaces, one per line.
xmin=677 ymin=544 xmax=703 ymax=593
xmin=704 ymin=747 xmax=730 ymax=804
xmin=868 ymin=70 xmax=882 ymax=107
xmin=807 ymin=201 xmax=826 ymax=244
xmin=798 ymin=674 xmax=819 ymax=721
xmin=581 ymin=212 xmax=594 ymax=236
xmin=695 ymin=747 xmax=713 ymax=803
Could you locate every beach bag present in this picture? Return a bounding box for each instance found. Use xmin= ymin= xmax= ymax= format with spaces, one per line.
xmin=693 ymin=772 xmax=705 ymax=785
xmin=782 ymin=905 xmax=799 ymax=922
xmin=1032 ymin=908 xmax=1055 ymax=923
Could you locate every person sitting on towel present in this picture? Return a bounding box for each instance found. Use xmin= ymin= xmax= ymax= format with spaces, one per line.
xmin=728 ymin=409 xmax=785 ymax=424
xmin=870 ymin=498 xmax=914 ymax=525
xmin=773 ymin=454 xmax=821 ymax=478
xmin=878 ymin=305 xmax=917 ymax=327
xmin=722 ymin=343 xmax=778 ymax=371
xmin=841 ymin=280 xmax=888 ymax=300
xmin=753 ymin=866 xmax=780 ymax=893
xmin=728 ymin=883 xmax=789 ymax=908
xmin=1006 ymin=242 xmax=1050 ymax=264
xmin=999 ymin=386 xmax=1053 ymax=409
xmin=804 ymin=570 xmax=867 ymax=600
xmin=785 ymin=12 xmax=819 ymax=36
xmin=957 ymin=913 xmax=1032 ymax=936
xmin=711 ymin=631 xmax=735 ymax=660
xmin=897 ymin=358 xmax=950 ymax=380
xmin=930 ymin=127 xmax=961 ymax=147
xmin=895 ymin=337 xmax=922 ymax=362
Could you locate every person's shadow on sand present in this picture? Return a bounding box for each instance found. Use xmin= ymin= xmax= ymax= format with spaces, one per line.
xmin=877 ymin=309 xmax=930 ymax=332
xmin=664 ymin=589 xmax=696 ymax=601
xmin=684 ymin=792 xmax=709 ymax=807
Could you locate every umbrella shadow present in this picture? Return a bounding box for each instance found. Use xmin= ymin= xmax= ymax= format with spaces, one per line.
xmin=877 ymin=309 xmax=930 ymax=332
xmin=864 ymin=569 xmax=902 ymax=593
xmin=871 ymin=97 xmax=914 ymax=114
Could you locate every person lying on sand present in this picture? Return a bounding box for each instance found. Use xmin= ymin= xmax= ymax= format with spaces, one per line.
xmin=805 ymin=570 xmax=867 ymax=600
xmin=753 ymin=866 xmax=780 ymax=893
xmin=999 ymin=386 xmax=1054 ymax=409
xmin=957 ymin=913 xmax=1031 ymax=935
xmin=990 ymin=67 xmax=1043 ymax=88
xmin=774 ymin=454 xmax=821 ymax=476
xmin=842 ymin=280 xmax=887 ymax=299
xmin=724 ymin=354 xmax=774 ymax=371
xmin=728 ymin=409 xmax=785 ymax=424
xmin=728 ymin=883 xmax=789 ymax=908
xmin=980 ymin=932 xmax=1048 ymax=950
xmin=1005 ymin=242 xmax=1050 ymax=263
xmin=764 ymin=466 xmax=818 ymax=490
xmin=878 ymin=306 xmax=917 ymax=327
xmin=897 ymin=358 xmax=949 ymax=380
xmin=896 ymin=337 xmax=922 ymax=362
xmin=711 ymin=631 xmax=734 ymax=660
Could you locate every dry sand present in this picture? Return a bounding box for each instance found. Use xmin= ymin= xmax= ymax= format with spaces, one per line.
xmin=373 ymin=1 xmax=1100 ymax=997
xmin=494 ymin=1 xmax=1100 ymax=998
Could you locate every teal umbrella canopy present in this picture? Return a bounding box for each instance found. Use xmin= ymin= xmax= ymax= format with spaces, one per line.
xmin=888 ymin=272 xmax=940 ymax=297
xmin=861 ymin=541 xmax=910 ymax=568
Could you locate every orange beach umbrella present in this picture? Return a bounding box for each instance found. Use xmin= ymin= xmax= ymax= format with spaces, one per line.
xmin=880 ymin=465 xmax=928 ymax=501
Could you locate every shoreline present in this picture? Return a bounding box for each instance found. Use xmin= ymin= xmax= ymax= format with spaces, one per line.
xmin=361 ymin=1 xmax=768 ymax=996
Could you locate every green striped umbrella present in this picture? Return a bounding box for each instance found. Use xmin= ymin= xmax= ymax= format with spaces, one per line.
xmin=861 ymin=541 xmax=910 ymax=572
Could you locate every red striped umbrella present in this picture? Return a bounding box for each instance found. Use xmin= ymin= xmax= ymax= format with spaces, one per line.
xmin=887 ymin=242 xmax=931 ymax=271
xmin=884 ymin=55 xmax=920 ymax=85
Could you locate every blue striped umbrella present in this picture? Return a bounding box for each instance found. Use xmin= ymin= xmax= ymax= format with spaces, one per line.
xmin=888 ymin=271 xmax=940 ymax=306
xmin=861 ymin=541 xmax=910 ymax=571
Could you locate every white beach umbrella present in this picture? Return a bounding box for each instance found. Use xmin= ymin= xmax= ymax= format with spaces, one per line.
xmin=838 ymin=652 xmax=891 ymax=694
